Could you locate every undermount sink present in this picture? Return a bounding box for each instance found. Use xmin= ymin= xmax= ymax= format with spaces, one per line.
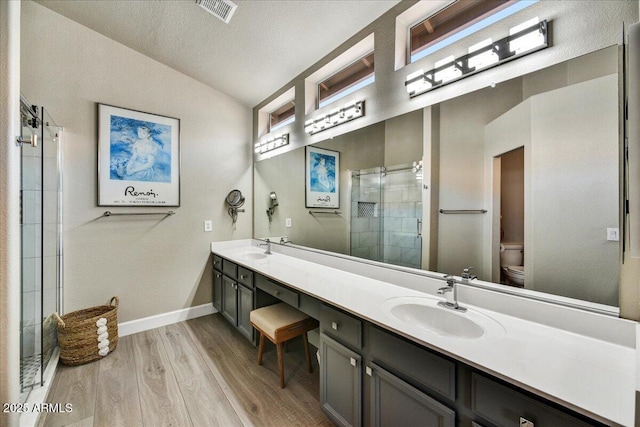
xmin=229 ymin=249 xmax=269 ymax=261
xmin=383 ymin=297 xmax=504 ymax=340
xmin=243 ymin=252 xmax=268 ymax=260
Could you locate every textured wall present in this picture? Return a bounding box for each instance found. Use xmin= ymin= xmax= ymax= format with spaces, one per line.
xmin=21 ymin=1 xmax=252 ymax=322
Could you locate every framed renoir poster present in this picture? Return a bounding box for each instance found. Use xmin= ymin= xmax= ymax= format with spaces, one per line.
xmin=306 ymin=146 xmax=339 ymax=209
xmin=98 ymin=104 xmax=180 ymax=206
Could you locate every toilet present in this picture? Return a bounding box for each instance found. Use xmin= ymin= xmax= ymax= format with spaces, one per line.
xmin=500 ymin=242 xmax=524 ymax=287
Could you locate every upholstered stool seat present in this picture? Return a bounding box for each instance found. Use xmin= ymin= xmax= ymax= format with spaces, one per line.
xmin=250 ymin=302 xmax=319 ymax=388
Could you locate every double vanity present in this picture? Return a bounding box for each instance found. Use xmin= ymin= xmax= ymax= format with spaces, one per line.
xmin=211 ymin=239 xmax=636 ymax=426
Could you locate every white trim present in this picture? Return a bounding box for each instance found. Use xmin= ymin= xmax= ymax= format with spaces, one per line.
xmin=118 ymin=304 xmax=217 ymax=337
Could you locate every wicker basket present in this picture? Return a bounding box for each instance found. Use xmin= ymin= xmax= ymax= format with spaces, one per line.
xmin=54 ymin=296 xmax=119 ymax=366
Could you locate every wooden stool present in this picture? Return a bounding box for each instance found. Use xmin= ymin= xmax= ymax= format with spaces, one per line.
xmin=250 ymin=302 xmax=319 ymax=388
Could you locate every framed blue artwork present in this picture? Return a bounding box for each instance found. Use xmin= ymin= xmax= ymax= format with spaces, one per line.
xmin=305 ymin=146 xmax=339 ymax=208
xmin=98 ymin=104 xmax=180 ymax=206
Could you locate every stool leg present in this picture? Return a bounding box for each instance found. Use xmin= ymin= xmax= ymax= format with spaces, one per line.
xmin=303 ymin=332 xmax=313 ymax=373
xmin=277 ymin=342 xmax=285 ymax=388
xmin=257 ymin=333 xmax=265 ymax=366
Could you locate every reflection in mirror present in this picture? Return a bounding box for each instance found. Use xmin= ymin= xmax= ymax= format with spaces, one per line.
xmin=254 ymin=46 xmax=620 ymax=308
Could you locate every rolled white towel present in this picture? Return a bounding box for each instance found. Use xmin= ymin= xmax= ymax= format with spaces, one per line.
xmin=97 ymin=332 xmax=109 ymax=342
xmin=97 ymin=325 xmax=108 ymax=335
xmin=98 ymin=347 xmax=109 ymax=357
xmin=98 ymin=339 xmax=110 ymax=350
xmin=96 ymin=318 xmax=107 ymax=327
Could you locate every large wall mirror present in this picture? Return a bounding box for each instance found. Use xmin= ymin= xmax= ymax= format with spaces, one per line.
xmin=254 ymin=45 xmax=621 ymax=310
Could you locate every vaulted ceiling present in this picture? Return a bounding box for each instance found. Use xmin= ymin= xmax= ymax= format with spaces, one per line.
xmin=35 ymin=0 xmax=401 ymax=106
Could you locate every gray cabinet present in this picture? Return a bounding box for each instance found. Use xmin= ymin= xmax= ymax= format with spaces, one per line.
xmin=221 ymin=275 xmax=238 ymax=325
xmin=471 ymin=374 xmax=595 ymax=427
xmin=213 ymin=270 xmax=223 ymax=311
xmin=368 ymin=362 xmax=455 ymax=427
xmin=237 ymin=283 xmax=254 ymax=341
xmin=216 ymin=257 xmax=256 ymax=344
xmin=320 ymin=333 xmax=362 ymax=427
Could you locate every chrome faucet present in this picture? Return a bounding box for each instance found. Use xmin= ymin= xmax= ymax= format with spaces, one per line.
xmin=461 ymin=266 xmax=477 ymax=283
xmin=437 ymin=275 xmax=467 ymax=312
xmin=279 ymin=237 xmax=292 ymax=245
xmin=257 ymin=239 xmax=272 ymax=254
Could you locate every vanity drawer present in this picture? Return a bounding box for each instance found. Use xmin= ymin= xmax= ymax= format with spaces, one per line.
xmin=471 ymin=374 xmax=594 ymax=427
xmin=222 ymin=259 xmax=237 ymax=279
xmin=237 ymin=266 xmax=254 ymax=288
xmin=212 ymin=255 xmax=223 ymax=272
xmin=320 ymin=304 xmax=362 ymax=349
xmin=368 ymin=326 xmax=455 ymax=401
xmin=255 ymin=275 xmax=299 ymax=307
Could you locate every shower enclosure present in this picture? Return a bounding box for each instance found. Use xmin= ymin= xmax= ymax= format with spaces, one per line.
xmin=350 ymin=162 xmax=423 ymax=269
xmin=19 ymin=96 xmax=62 ymax=400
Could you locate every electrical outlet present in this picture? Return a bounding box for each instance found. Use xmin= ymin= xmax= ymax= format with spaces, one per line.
xmin=286 ymin=218 xmax=292 ymax=228
xmin=204 ymin=220 xmax=213 ymax=232
xmin=607 ymin=227 xmax=619 ymax=241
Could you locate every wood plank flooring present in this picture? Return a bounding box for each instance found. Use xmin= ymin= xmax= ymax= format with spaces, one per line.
xmin=37 ymin=313 xmax=334 ymax=427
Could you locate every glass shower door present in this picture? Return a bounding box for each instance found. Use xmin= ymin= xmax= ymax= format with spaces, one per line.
xmin=20 ymin=100 xmax=62 ymax=398
xmin=381 ymin=163 xmax=423 ymax=269
xmin=350 ymin=167 xmax=383 ymax=262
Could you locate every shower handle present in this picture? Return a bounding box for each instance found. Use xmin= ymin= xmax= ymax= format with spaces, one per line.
xmin=417 ymin=219 xmax=422 ymax=238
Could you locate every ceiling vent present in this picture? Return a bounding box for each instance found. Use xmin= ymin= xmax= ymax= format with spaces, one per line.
xmin=196 ymin=0 xmax=238 ymax=24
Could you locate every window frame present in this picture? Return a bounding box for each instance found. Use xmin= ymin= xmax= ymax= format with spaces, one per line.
xmin=268 ymin=100 xmax=295 ymax=133
xmin=408 ymin=0 xmax=538 ymax=64
xmin=317 ymin=51 xmax=375 ymax=109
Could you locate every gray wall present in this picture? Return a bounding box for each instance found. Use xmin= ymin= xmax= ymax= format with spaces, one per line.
xmin=21 ymin=1 xmax=253 ymax=322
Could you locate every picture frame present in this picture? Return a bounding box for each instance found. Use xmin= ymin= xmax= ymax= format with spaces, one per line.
xmin=98 ymin=104 xmax=180 ymax=207
xmin=305 ymin=146 xmax=340 ymax=209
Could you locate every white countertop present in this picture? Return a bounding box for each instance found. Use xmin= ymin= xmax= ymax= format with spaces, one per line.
xmin=211 ymin=240 xmax=636 ymax=426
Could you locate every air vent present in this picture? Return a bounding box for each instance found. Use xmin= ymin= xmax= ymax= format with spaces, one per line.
xmin=196 ymin=0 xmax=237 ymax=24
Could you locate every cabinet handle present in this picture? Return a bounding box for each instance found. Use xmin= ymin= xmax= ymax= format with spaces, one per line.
xmin=240 ymin=274 xmax=247 ymax=279
xmin=519 ymin=418 xmax=534 ymax=427
xmin=350 ymin=357 xmax=357 ymax=367
xmin=331 ymin=321 xmax=339 ymax=330
xmin=213 ymin=261 xmax=220 ymax=265
xmin=216 ymin=273 xmax=221 ymax=278
xmin=365 ymin=366 xmax=372 ymax=376
xmin=233 ymin=284 xmax=238 ymax=290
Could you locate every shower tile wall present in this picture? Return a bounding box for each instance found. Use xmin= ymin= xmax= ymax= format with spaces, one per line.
xmin=382 ymin=172 xmax=422 ymax=269
xmin=350 ymin=174 xmax=381 ymax=262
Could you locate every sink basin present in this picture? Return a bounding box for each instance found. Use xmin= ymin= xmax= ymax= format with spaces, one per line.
xmin=242 ymin=252 xmax=268 ymax=260
xmin=227 ymin=249 xmax=269 ymax=261
xmin=383 ymin=297 xmax=504 ymax=340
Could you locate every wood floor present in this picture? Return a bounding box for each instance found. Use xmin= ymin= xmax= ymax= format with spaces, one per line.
xmin=37 ymin=313 xmax=334 ymax=427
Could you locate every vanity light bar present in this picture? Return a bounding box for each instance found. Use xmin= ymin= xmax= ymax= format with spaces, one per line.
xmin=405 ymin=19 xmax=548 ymax=98
xmin=254 ymin=133 xmax=289 ymax=155
xmin=304 ymin=100 xmax=365 ymax=135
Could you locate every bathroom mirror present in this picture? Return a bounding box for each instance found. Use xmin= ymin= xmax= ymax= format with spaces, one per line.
xmin=254 ymin=46 xmax=621 ymax=309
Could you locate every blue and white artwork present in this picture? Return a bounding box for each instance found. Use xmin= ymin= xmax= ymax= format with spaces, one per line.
xmin=306 ymin=146 xmax=340 ymax=208
xmin=109 ymin=116 xmax=172 ymax=183
xmin=309 ymin=152 xmax=336 ymax=193
xmin=98 ymin=104 xmax=180 ymax=207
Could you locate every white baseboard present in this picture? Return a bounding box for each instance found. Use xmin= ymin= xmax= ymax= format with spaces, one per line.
xmin=118 ymin=304 xmax=217 ymax=337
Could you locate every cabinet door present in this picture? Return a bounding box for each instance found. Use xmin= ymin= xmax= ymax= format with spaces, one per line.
xmin=320 ymin=334 xmax=362 ymax=427
xmin=368 ymin=362 xmax=455 ymax=427
xmin=213 ymin=271 xmax=223 ymax=311
xmin=237 ymin=283 xmax=254 ymax=342
xmin=221 ymin=276 xmax=238 ymax=325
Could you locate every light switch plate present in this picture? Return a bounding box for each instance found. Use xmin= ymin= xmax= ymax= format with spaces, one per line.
xmin=286 ymin=218 xmax=292 ymax=228
xmin=607 ymin=227 xmax=619 ymax=241
xmin=204 ymin=220 xmax=213 ymax=232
